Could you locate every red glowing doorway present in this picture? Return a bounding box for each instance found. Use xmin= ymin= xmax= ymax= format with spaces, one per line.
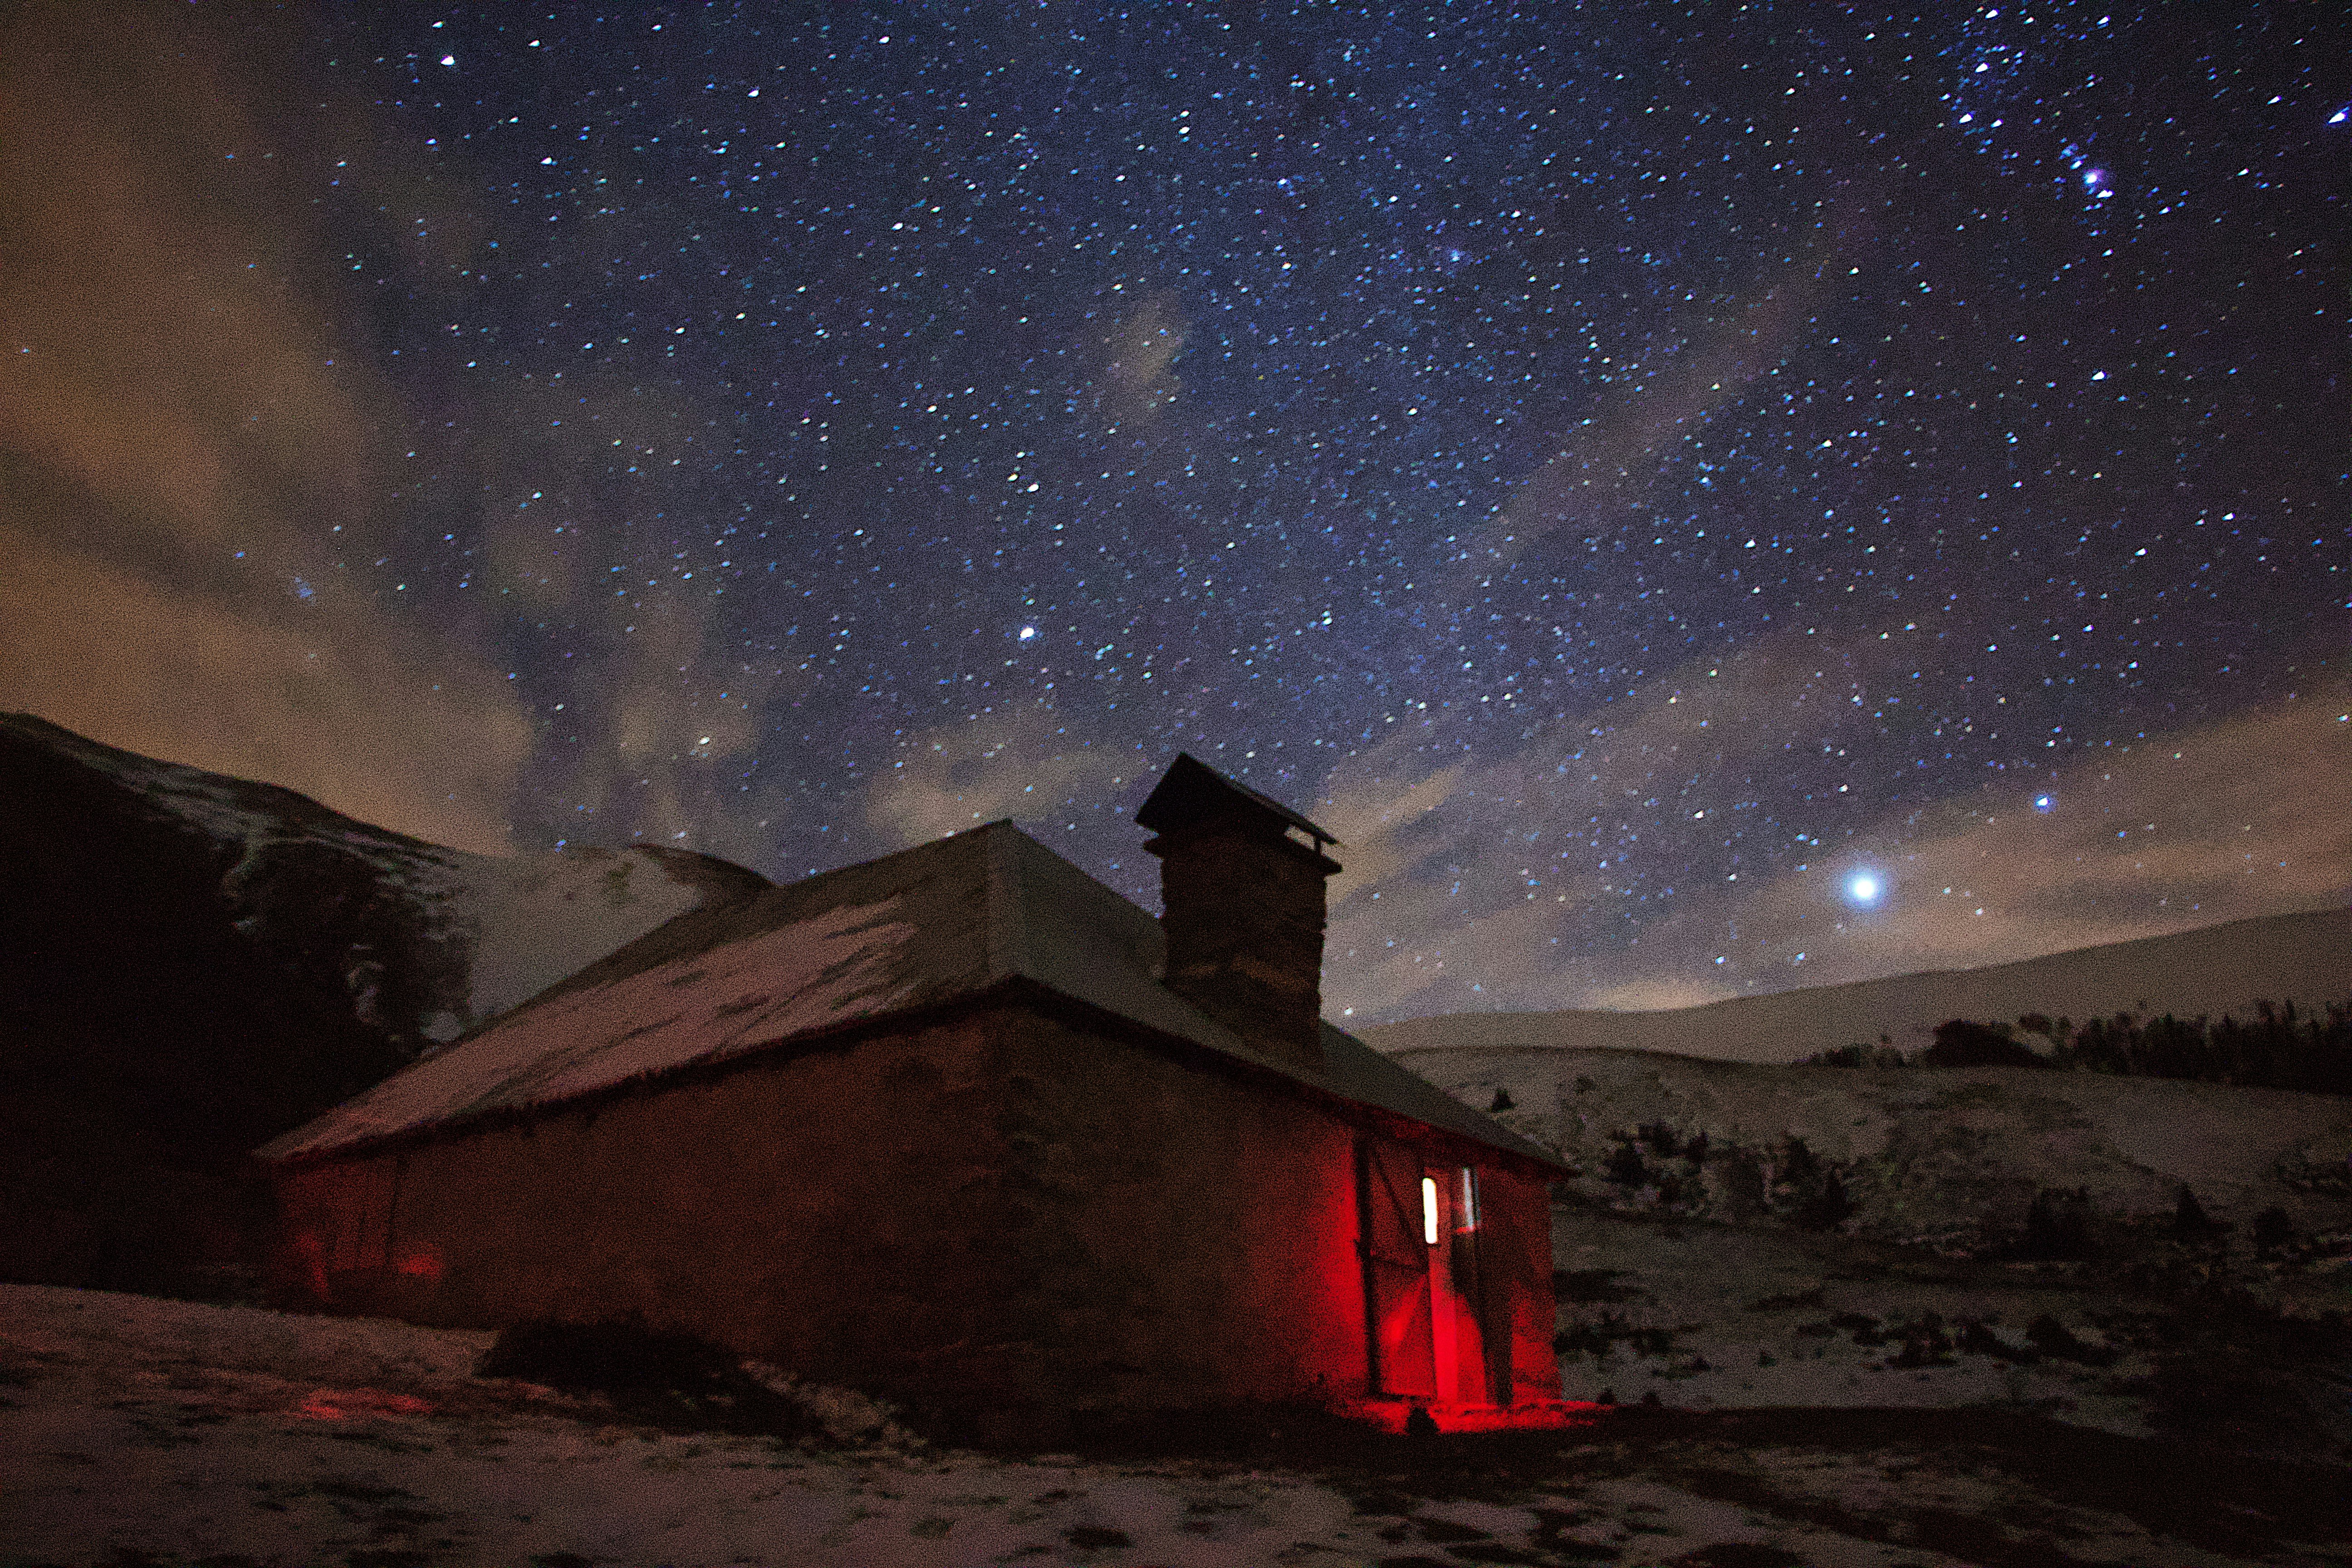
xmin=1357 ymin=1141 xmax=1492 ymax=1405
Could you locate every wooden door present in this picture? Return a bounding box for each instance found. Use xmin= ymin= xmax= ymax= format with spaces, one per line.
xmin=1356 ymin=1139 xmax=1435 ymax=1396
xmin=1433 ymin=1165 xmax=1493 ymax=1405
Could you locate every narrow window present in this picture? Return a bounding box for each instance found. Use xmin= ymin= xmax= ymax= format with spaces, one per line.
xmin=1420 ymin=1175 xmax=1439 ymax=1245
xmin=1458 ymin=1167 xmax=1480 ymax=1231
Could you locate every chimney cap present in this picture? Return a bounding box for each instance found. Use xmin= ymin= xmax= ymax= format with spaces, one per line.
xmin=1136 ymin=753 xmax=1343 ymax=850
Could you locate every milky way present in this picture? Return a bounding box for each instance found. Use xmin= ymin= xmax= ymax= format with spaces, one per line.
xmin=3 ymin=2 xmax=2343 ymax=1021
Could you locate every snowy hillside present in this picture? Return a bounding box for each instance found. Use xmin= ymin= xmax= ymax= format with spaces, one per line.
xmin=0 ymin=714 xmax=770 ymax=1295
xmin=1405 ymin=1046 xmax=2352 ymax=1264
xmin=4 ymin=713 xmax=770 ymax=1043
xmin=1364 ymin=907 xmax=2352 ymax=1065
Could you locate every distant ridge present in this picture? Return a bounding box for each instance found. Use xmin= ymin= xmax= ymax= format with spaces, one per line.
xmin=1363 ymin=907 xmax=2352 ymax=1066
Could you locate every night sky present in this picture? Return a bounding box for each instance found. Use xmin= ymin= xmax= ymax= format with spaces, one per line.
xmin=4 ymin=1 xmax=2344 ymax=1024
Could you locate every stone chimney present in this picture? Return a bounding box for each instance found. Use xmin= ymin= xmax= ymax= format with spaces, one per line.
xmin=1137 ymin=754 xmax=1342 ymax=1072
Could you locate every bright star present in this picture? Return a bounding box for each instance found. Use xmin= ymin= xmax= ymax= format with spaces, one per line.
xmin=2034 ymin=794 xmax=2056 ymax=813
xmin=1018 ymin=625 xmax=1036 ymax=641
xmin=1845 ymin=871 xmax=1883 ymax=906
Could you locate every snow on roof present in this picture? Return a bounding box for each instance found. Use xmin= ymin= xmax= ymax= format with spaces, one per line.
xmin=257 ymin=896 xmax=919 ymax=1161
xmin=260 ymin=821 xmax=1560 ymax=1168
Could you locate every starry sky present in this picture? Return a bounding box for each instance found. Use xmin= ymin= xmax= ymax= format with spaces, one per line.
xmin=3 ymin=0 xmax=2344 ymax=1024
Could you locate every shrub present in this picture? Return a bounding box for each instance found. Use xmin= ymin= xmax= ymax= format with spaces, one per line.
xmin=2172 ymin=1185 xmax=2228 ymax=1240
xmin=1779 ymin=1135 xmax=1819 ymax=1182
xmin=1603 ymin=1139 xmax=1649 ymax=1186
xmin=1922 ymin=1018 xmax=2047 ymax=1068
xmin=473 ymin=1318 xmax=921 ymax=1448
xmin=475 ymin=1318 xmax=822 ymax=1439
xmin=1797 ymin=1042 xmax=1909 ymax=1068
xmin=2252 ymin=1205 xmax=2296 ymax=1255
xmin=2053 ymin=999 xmax=2352 ymax=1093
xmin=1794 ymin=1168 xmax=1854 ymax=1231
xmin=2015 ymin=1188 xmax=2097 ymax=1260
xmin=1553 ymin=1311 xmax=1674 ymax=1359
xmin=1956 ymin=1318 xmax=2034 ymax=1362
xmin=1891 ymin=1311 xmax=1956 ymax=1367
xmin=2024 ymin=1314 xmax=2113 ymax=1365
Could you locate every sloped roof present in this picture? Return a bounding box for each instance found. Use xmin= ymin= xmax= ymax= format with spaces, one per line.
xmin=257 ymin=822 xmax=1560 ymax=1169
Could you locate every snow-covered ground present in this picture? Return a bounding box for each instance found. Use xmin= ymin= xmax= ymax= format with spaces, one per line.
xmin=5 ymin=1283 xmax=2347 ymax=1567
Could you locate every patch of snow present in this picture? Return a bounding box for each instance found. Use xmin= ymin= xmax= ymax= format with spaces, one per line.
xmin=260 ymin=898 xmax=919 ymax=1159
xmin=4 ymin=1284 xmax=2341 ymax=1565
xmin=446 ymin=845 xmax=740 ymax=1022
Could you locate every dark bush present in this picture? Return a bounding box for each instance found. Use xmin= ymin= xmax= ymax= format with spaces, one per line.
xmin=1794 ymin=1168 xmax=1854 ymax=1231
xmin=1891 ymin=1311 xmax=1955 ymax=1367
xmin=1956 ymin=1318 xmax=2034 ymax=1362
xmin=2053 ymin=999 xmax=2352 ymax=1093
xmin=1797 ymin=1043 xmax=1909 ymax=1068
xmin=1554 ymin=1311 xmax=1676 ymax=1358
xmin=2024 ymin=1314 xmax=2114 ymax=1365
xmin=475 ymin=1318 xmax=821 ymax=1438
xmin=1760 ymin=1135 xmax=1855 ymax=1230
xmin=2252 ymin=1205 xmax=2296 ymax=1255
xmin=477 ymin=1317 xmax=733 ymax=1390
xmin=1779 ymin=1136 xmax=1819 ymax=1182
xmin=1921 ymin=1018 xmax=2048 ymax=1068
xmin=2015 ymin=1187 xmax=2097 ymax=1260
xmin=1637 ymin=1121 xmax=1682 ymax=1158
xmin=1830 ymin=1312 xmax=1886 ymax=1346
xmin=1603 ymin=1139 xmax=1649 ymax=1187
xmin=1681 ymin=1131 xmax=1709 ymax=1166
xmin=2172 ymin=1185 xmax=2228 ymax=1240
xmin=1488 ymin=1086 xmax=1515 ymax=1112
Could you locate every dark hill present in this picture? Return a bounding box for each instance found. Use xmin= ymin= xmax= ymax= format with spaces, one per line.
xmin=0 ymin=715 xmax=769 ymax=1296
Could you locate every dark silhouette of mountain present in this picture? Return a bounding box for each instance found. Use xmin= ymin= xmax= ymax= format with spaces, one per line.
xmin=0 ymin=714 xmax=770 ymax=1297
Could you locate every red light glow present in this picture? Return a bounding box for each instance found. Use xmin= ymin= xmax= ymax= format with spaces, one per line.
xmin=1336 ymin=1397 xmax=1603 ymax=1435
xmin=292 ymin=1387 xmax=435 ymax=1421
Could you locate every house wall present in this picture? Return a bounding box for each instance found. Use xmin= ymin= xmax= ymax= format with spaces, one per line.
xmin=269 ymin=1015 xmax=1029 ymax=1399
xmin=977 ymin=1002 xmax=1364 ymax=1417
xmin=990 ymin=1001 xmax=1562 ymax=1418
xmin=268 ymin=998 xmax=1563 ymax=1428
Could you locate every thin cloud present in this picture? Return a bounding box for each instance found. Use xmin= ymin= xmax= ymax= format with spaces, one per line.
xmin=1316 ymin=627 xmax=2347 ymax=1021
xmin=0 ymin=2 xmax=531 ymax=852
xmin=868 ymin=703 xmax=1124 ymax=848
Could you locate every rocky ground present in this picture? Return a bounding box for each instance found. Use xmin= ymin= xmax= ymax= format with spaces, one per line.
xmin=5 ymin=1279 xmax=2349 ymax=1568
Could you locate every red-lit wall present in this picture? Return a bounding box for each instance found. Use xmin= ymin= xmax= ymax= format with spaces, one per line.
xmin=985 ymin=1003 xmax=1373 ymax=1415
xmin=269 ymin=1014 xmax=1025 ymax=1400
xmin=265 ymin=996 xmax=1561 ymax=1429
